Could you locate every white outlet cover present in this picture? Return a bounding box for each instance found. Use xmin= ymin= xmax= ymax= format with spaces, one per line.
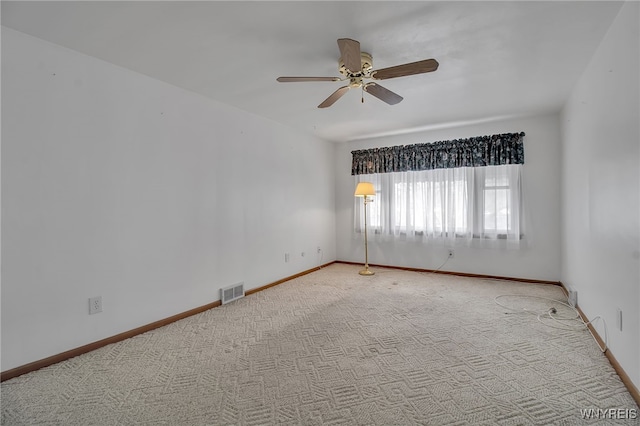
xmin=89 ymin=296 xmax=102 ymax=315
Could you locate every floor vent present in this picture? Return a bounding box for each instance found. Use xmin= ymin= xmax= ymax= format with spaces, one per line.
xmin=221 ymin=283 xmax=245 ymax=304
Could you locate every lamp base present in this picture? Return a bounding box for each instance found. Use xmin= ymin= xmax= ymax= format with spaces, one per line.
xmin=359 ymin=268 xmax=375 ymax=276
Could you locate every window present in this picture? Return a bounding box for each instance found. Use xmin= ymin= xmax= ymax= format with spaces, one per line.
xmin=482 ymin=170 xmax=512 ymax=235
xmin=473 ymin=165 xmax=523 ymax=242
xmin=355 ymin=165 xmax=524 ymax=246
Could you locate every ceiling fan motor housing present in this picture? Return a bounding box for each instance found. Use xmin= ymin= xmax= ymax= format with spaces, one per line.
xmin=339 ymin=52 xmax=373 ymax=77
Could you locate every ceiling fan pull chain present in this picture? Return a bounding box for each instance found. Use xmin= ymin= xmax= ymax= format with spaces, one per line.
xmin=361 ymin=86 xmax=365 ymax=103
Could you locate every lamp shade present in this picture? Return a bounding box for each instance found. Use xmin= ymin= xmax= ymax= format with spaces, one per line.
xmin=354 ymin=182 xmax=375 ymax=197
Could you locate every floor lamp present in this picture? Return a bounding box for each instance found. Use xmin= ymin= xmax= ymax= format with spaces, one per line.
xmin=355 ymin=182 xmax=375 ymax=276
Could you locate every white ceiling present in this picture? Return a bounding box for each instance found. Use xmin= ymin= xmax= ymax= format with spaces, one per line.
xmin=1 ymin=1 xmax=624 ymax=142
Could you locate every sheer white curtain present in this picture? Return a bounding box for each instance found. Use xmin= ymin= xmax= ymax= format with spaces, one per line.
xmin=354 ymin=165 xmax=524 ymax=247
xmin=473 ymin=165 xmax=524 ymax=246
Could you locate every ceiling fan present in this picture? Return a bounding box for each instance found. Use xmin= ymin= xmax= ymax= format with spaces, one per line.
xmin=277 ymin=38 xmax=439 ymax=108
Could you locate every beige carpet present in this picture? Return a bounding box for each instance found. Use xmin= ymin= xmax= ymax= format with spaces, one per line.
xmin=2 ymin=263 xmax=638 ymax=425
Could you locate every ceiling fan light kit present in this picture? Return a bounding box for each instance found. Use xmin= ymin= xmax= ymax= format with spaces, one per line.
xmin=338 ymin=51 xmax=373 ymax=77
xmin=277 ymin=38 xmax=439 ymax=108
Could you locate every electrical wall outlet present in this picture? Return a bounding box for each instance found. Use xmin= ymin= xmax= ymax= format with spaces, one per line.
xmin=89 ymin=296 xmax=102 ymax=315
xmin=284 ymin=253 xmax=290 ymax=263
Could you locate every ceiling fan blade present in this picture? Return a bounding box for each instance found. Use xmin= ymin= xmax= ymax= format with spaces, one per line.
xmin=277 ymin=77 xmax=341 ymax=82
xmin=364 ymin=83 xmax=403 ymax=105
xmin=337 ymin=38 xmax=361 ymax=74
xmin=318 ymin=86 xmax=350 ymax=108
xmin=372 ymin=58 xmax=439 ymax=80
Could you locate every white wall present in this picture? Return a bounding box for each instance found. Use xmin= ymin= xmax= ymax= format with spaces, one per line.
xmin=335 ymin=113 xmax=562 ymax=282
xmin=561 ymin=1 xmax=639 ymax=389
xmin=1 ymin=28 xmax=336 ymax=371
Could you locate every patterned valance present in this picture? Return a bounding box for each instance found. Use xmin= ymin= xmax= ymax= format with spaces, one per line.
xmin=351 ymin=132 xmax=525 ymax=175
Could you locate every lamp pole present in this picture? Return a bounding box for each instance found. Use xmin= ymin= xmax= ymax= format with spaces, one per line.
xmin=359 ymin=194 xmax=374 ymax=276
xmin=355 ymin=182 xmax=375 ymax=276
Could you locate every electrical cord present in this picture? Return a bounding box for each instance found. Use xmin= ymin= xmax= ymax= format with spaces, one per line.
xmin=416 ymin=256 xmax=607 ymax=353
xmin=494 ymin=294 xmax=608 ymax=353
xmin=427 ymin=252 xmax=452 ymax=275
xmin=381 ymin=251 xmax=454 ymax=277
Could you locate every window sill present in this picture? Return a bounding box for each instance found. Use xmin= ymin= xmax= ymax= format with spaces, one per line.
xmin=355 ymin=229 xmax=524 ymax=240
